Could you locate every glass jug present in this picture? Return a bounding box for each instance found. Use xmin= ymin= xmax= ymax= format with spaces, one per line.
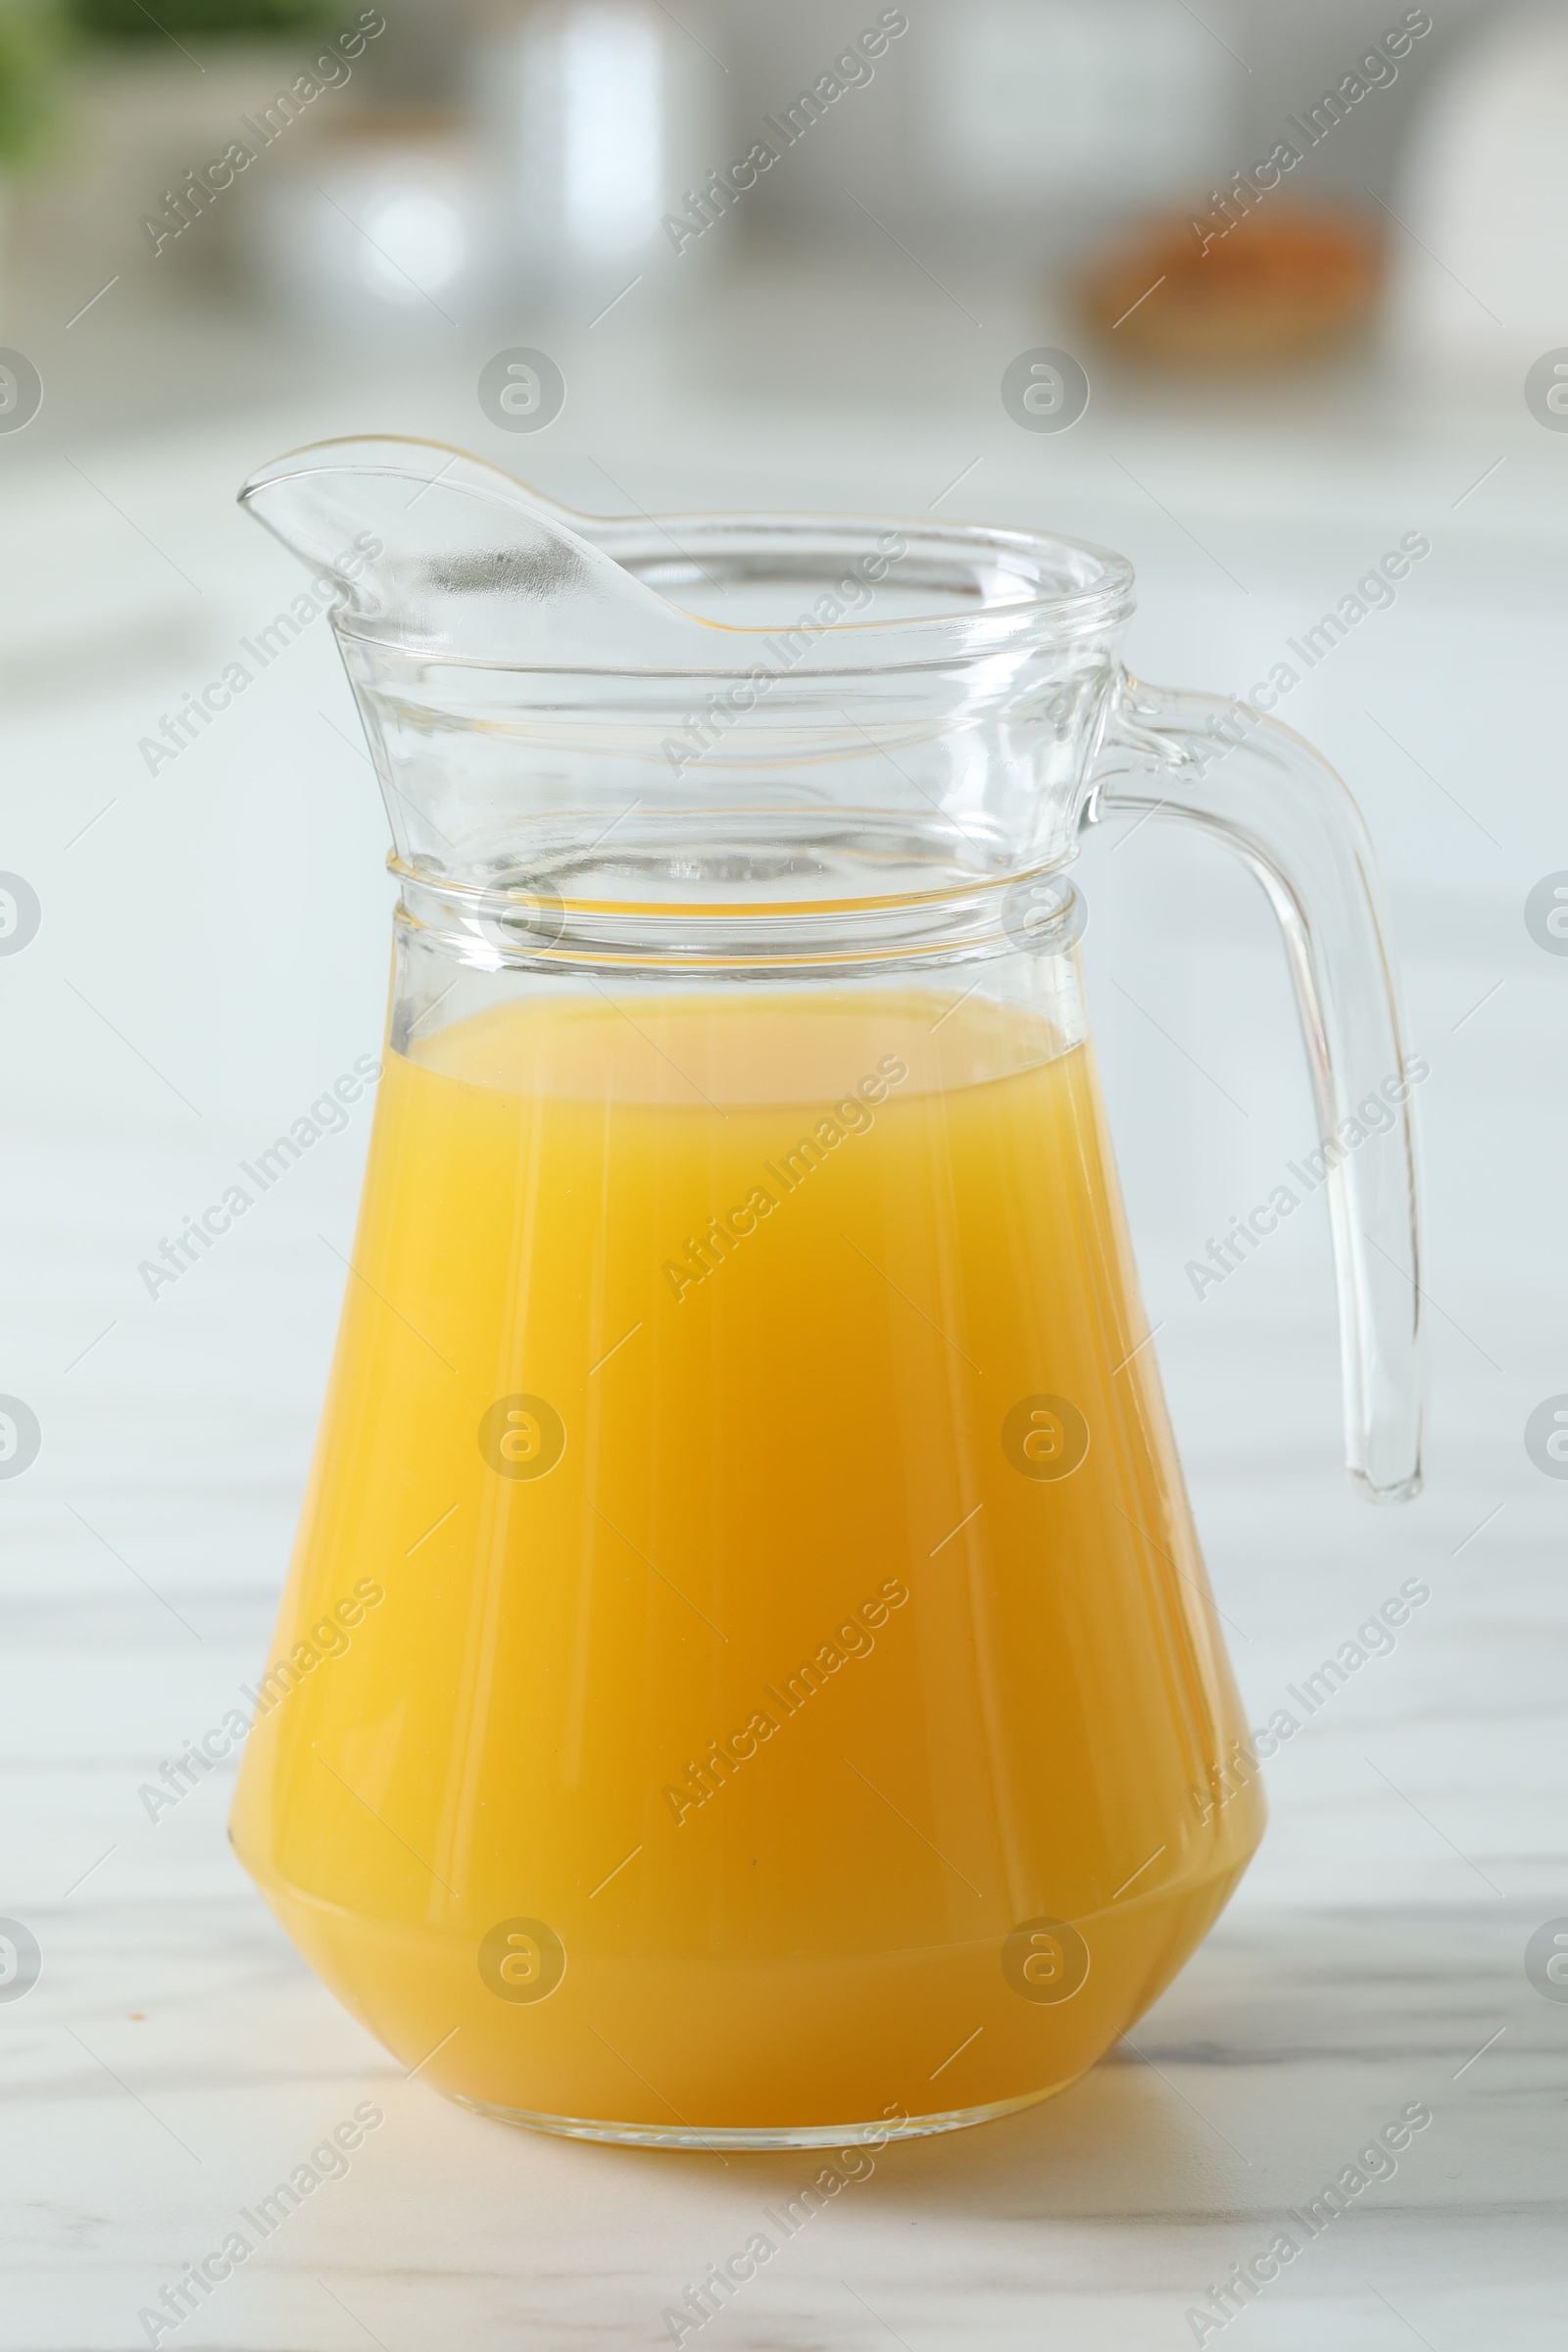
xmin=229 ymin=437 xmax=1422 ymax=2148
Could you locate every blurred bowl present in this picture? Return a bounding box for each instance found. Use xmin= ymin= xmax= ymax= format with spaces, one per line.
xmin=237 ymin=110 xmax=488 ymax=332
xmin=1079 ymin=203 xmax=1382 ymax=368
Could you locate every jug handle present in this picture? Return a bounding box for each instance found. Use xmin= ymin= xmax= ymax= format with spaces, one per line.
xmin=1086 ymin=670 xmax=1423 ymax=1505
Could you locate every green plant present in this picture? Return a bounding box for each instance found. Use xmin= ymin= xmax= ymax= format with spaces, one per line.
xmin=71 ymin=0 xmax=333 ymax=37
xmin=0 ymin=3 xmax=65 ymax=172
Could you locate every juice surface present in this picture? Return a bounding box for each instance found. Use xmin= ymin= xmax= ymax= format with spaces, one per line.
xmin=231 ymin=984 xmax=1262 ymax=2134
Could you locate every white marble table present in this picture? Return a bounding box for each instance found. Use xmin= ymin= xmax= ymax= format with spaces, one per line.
xmin=3 ymin=276 xmax=1566 ymax=2346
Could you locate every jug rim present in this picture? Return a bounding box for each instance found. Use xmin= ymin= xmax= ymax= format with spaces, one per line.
xmin=243 ymin=435 xmax=1137 ymax=673
xmin=329 ymin=511 xmax=1136 ymax=673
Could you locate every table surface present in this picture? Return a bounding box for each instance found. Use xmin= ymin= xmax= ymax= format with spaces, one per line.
xmin=3 ymin=265 xmax=1566 ymax=2349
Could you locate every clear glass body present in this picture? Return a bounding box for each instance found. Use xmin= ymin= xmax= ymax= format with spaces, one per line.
xmin=229 ymin=442 xmax=1421 ymax=2143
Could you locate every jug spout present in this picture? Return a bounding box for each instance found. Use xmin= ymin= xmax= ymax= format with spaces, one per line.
xmin=238 ymin=435 xmax=705 ymax=666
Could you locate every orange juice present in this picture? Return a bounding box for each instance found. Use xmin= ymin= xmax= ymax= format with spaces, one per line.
xmin=231 ymin=984 xmax=1262 ymax=2140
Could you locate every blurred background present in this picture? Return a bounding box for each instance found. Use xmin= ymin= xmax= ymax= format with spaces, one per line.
xmin=3 ymin=3 xmax=1568 ymax=2330
xmin=6 ymin=0 xmax=1565 ymax=415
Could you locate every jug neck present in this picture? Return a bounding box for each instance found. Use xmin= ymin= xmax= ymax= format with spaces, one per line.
xmin=392 ymin=856 xmax=1089 ymax=975
xmin=339 ymin=612 xmax=1128 ymax=938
